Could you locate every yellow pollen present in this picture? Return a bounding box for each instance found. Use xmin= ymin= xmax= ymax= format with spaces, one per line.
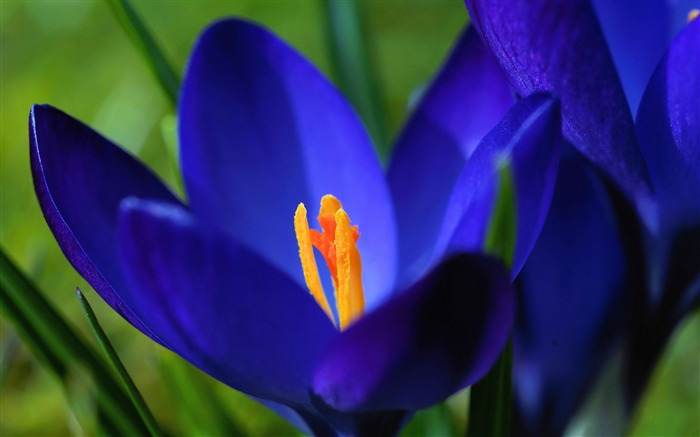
xmin=294 ymin=195 xmax=365 ymax=330
xmin=689 ymin=9 xmax=699 ymax=22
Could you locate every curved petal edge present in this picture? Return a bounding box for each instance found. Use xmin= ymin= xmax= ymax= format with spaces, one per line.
xmin=29 ymin=104 xmax=182 ymax=342
xmin=117 ymin=198 xmax=338 ymax=409
xmin=312 ymin=254 xmax=514 ymax=413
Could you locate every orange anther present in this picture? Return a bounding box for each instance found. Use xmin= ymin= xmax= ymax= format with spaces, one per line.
xmin=294 ymin=195 xmax=365 ymax=330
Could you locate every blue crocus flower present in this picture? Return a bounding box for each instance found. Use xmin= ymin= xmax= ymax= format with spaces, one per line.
xmin=30 ymin=18 xmax=561 ymax=435
xmin=465 ymin=0 xmax=699 ymax=434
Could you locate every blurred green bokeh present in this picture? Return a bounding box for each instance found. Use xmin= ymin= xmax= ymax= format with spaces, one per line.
xmin=0 ymin=1 xmax=697 ymax=435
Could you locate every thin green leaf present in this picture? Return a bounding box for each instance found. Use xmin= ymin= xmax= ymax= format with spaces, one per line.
xmin=160 ymin=114 xmax=184 ymax=194
xmin=77 ymin=288 xmax=162 ymax=437
xmin=160 ymin=353 xmax=247 ymax=437
xmin=467 ymin=161 xmax=517 ymax=437
xmin=0 ymin=248 xmax=149 ymax=436
xmin=104 ymin=0 xmax=180 ymax=105
xmin=0 ymin=332 xmax=21 ymax=386
xmin=467 ymin=341 xmax=513 ymax=437
xmin=403 ymin=401 xmax=459 ymax=436
xmin=484 ymin=158 xmax=517 ymax=268
xmin=322 ymin=0 xmax=390 ymax=160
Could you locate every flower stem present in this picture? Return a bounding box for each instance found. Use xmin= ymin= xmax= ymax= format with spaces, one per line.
xmin=467 ymin=340 xmax=513 ymax=437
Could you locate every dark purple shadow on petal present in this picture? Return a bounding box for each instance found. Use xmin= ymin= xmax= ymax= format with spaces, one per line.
xmin=29 ymin=104 xmax=183 ymax=343
xmin=465 ymin=0 xmax=652 ymax=207
xmin=666 ymin=226 xmax=700 ymax=314
xmin=387 ymin=26 xmax=514 ymax=286
xmin=636 ymin=19 xmax=700 ymax=235
xmin=312 ymin=254 xmax=514 ymax=413
xmin=179 ymin=18 xmax=396 ymax=308
xmin=117 ymin=199 xmax=338 ymax=410
xmin=436 ymin=93 xmax=561 ymax=279
xmin=514 ymin=149 xmax=627 ymax=436
xmin=250 ymin=396 xmax=338 ymax=437
xmin=624 ymin=224 xmax=700 ymax=410
xmin=309 ymin=397 xmax=409 ymax=437
xmin=624 ymin=23 xmax=700 ymax=405
xmin=256 ymin=394 xmax=409 ymax=437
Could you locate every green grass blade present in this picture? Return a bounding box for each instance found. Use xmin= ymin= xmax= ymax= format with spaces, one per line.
xmin=322 ymin=0 xmax=390 ymax=159
xmin=160 ymin=114 xmax=184 ymax=194
xmin=467 ymin=161 xmax=517 ymax=437
xmin=467 ymin=341 xmax=513 ymax=437
xmin=0 ymin=332 xmax=22 ymax=386
xmin=0 ymin=248 xmax=149 ymax=436
xmin=160 ymin=353 xmax=247 ymax=436
xmin=484 ymin=159 xmax=517 ymax=268
xmin=403 ymin=402 xmax=459 ymax=436
xmin=77 ymin=288 xmax=162 ymax=437
xmin=104 ymin=0 xmax=180 ymax=105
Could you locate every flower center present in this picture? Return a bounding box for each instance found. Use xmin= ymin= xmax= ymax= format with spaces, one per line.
xmin=294 ymin=194 xmax=365 ymax=330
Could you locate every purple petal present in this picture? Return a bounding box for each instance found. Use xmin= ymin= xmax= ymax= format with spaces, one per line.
xmin=387 ymin=26 xmax=514 ymax=285
xmin=435 ymin=93 xmax=561 ymax=280
xmin=179 ymin=18 xmax=396 ymax=308
xmin=592 ymin=0 xmax=699 ymax=114
xmin=592 ymin=0 xmax=671 ymax=114
xmin=249 ymin=397 xmax=337 ymax=437
xmin=623 ymin=21 xmax=700 ymax=403
xmin=636 ymin=19 xmax=700 ymax=234
xmin=312 ymin=254 xmax=514 ymax=413
xmin=624 ymin=224 xmax=700 ymax=408
xmin=29 ymin=104 xmax=182 ymax=342
xmin=514 ymin=150 xmax=627 ymax=435
xmin=117 ymin=199 xmax=338 ymax=409
xmin=465 ymin=0 xmax=652 ymax=206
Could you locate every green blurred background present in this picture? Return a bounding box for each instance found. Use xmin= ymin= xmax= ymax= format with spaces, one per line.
xmin=0 ymin=1 xmax=697 ymax=435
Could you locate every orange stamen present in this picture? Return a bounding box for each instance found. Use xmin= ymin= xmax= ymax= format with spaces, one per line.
xmin=334 ymin=208 xmax=365 ymax=328
xmin=294 ymin=204 xmax=333 ymax=320
xmin=294 ymin=195 xmax=365 ymax=330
